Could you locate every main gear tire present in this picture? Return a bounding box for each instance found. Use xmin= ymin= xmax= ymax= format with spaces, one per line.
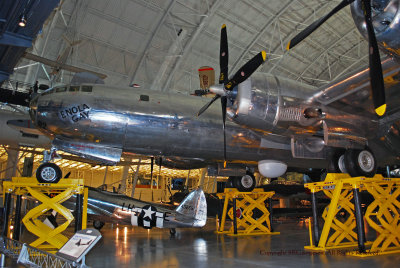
xmin=36 ymin=163 xmax=62 ymax=183
xmin=344 ymin=148 xmax=377 ymax=177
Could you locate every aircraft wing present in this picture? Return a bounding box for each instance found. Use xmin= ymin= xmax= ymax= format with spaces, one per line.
xmin=311 ymin=58 xmax=400 ymax=119
xmin=7 ymin=119 xmax=43 ymax=135
xmin=23 ymin=52 xmax=107 ymax=79
xmin=228 ymin=59 xmax=400 ymax=159
xmin=305 ymin=58 xmax=400 ymax=151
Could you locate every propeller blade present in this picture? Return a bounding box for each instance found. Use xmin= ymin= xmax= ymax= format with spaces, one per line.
xmin=286 ymin=0 xmax=355 ymax=50
xmin=224 ymin=51 xmax=267 ymax=91
xmin=221 ymin=96 xmax=227 ymax=167
xmin=197 ymin=94 xmax=221 ymax=117
xmin=219 ymin=24 xmax=229 ymax=84
xmin=362 ymin=0 xmax=386 ymax=116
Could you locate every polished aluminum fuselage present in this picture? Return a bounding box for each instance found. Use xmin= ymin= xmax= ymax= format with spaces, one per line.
xmin=31 ymin=57 xmax=400 ymax=170
xmin=32 ymin=81 xmax=327 ymax=169
xmin=29 ymin=0 xmax=400 ymax=170
xmin=66 ymin=187 xmax=206 ymax=228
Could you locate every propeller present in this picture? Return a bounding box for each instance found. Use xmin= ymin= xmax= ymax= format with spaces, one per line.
xmin=286 ymin=0 xmax=386 ymax=116
xmin=286 ymin=0 xmax=355 ymax=50
xmin=197 ymin=24 xmax=267 ymax=166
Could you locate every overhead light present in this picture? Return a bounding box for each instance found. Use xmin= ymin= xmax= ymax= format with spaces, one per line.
xmin=18 ymin=15 xmax=27 ymax=27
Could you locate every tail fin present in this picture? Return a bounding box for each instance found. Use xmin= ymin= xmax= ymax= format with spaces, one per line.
xmin=175 ymin=188 xmax=207 ymax=226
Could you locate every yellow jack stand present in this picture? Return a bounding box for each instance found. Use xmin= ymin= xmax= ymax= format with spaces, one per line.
xmin=2 ymin=177 xmax=88 ymax=253
xmin=216 ymin=188 xmax=279 ymax=236
xmin=304 ymin=173 xmax=400 ymax=257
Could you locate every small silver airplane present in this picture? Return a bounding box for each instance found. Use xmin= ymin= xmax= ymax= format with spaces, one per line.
xmin=25 ymin=0 xmax=400 ymax=191
xmin=58 ymin=186 xmax=207 ymax=234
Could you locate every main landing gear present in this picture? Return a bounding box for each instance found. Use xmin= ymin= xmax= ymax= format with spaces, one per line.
xmin=331 ymin=147 xmax=377 ymax=177
xmin=36 ymin=147 xmax=63 ymax=183
xmin=226 ymin=171 xmax=256 ymax=192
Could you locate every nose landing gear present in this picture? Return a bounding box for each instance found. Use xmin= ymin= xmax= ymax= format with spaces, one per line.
xmin=36 ymin=147 xmax=63 ymax=183
xmin=228 ymin=171 xmax=256 ymax=192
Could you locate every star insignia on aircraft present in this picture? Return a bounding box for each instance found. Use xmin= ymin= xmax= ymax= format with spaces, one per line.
xmin=142 ymin=206 xmax=156 ymax=220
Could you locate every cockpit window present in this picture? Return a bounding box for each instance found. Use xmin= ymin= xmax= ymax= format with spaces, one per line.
xmin=56 ymin=87 xmax=67 ymax=92
xmin=69 ymin=86 xmax=80 ymax=92
xmin=81 ymin=86 xmax=93 ymax=92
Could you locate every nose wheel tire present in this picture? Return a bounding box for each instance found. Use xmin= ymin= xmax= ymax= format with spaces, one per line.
xmin=232 ymin=172 xmax=256 ymax=192
xmin=93 ymin=220 xmax=105 ymax=230
xmin=36 ymin=163 xmax=62 ymax=183
xmin=344 ymin=148 xmax=377 ymax=178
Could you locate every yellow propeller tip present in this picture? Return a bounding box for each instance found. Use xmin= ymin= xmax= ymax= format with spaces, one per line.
xmin=261 ymin=51 xmax=267 ymax=61
xmin=286 ymin=41 xmax=291 ymax=51
xmin=222 ymin=24 xmax=226 ymax=28
xmin=224 ymin=161 xmax=227 ymax=168
xmin=375 ymin=104 xmax=386 ymax=116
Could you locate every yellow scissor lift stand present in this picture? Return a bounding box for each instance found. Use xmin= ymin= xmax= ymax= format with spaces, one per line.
xmin=216 ymin=188 xmax=279 ymax=236
xmin=2 ymin=177 xmax=88 ymax=253
xmin=304 ymin=173 xmax=400 ymax=257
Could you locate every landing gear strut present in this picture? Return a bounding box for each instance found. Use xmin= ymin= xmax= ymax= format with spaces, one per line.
xmin=36 ymin=147 xmax=62 ymax=183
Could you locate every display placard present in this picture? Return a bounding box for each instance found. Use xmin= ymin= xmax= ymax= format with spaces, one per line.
xmin=56 ymin=228 xmax=102 ymax=262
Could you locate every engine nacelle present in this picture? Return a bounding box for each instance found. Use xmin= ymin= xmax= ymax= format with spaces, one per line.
xmin=258 ymin=160 xmax=287 ymax=178
xmin=227 ymin=74 xmax=322 ymax=135
xmin=351 ymin=0 xmax=400 ymax=58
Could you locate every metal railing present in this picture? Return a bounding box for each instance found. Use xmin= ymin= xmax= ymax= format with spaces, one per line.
xmin=0 ymin=236 xmax=84 ymax=268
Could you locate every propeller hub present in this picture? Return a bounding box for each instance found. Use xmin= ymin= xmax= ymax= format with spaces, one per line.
xmin=209 ymin=85 xmax=226 ymax=96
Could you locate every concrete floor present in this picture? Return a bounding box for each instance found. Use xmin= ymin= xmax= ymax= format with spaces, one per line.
xmin=80 ymin=219 xmax=400 ymax=268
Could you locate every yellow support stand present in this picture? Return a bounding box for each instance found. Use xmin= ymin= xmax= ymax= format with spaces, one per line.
xmin=304 ymin=173 xmax=400 ymax=257
xmin=2 ymin=177 xmax=88 ymax=253
xmin=216 ymin=188 xmax=279 ymax=236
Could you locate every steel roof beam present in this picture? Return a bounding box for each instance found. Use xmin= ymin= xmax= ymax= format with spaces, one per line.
xmin=163 ymin=0 xmax=224 ymax=91
xmin=230 ymin=0 xmax=293 ymax=72
xmin=295 ymin=28 xmax=359 ymax=81
xmin=128 ymin=0 xmax=177 ymax=86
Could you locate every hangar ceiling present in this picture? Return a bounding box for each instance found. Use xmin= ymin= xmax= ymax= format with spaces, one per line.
xmin=10 ymin=0 xmax=374 ymax=95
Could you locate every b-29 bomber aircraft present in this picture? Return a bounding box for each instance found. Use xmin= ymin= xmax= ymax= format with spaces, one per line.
xmin=27 ymin=0 xmax=400 ymax=191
